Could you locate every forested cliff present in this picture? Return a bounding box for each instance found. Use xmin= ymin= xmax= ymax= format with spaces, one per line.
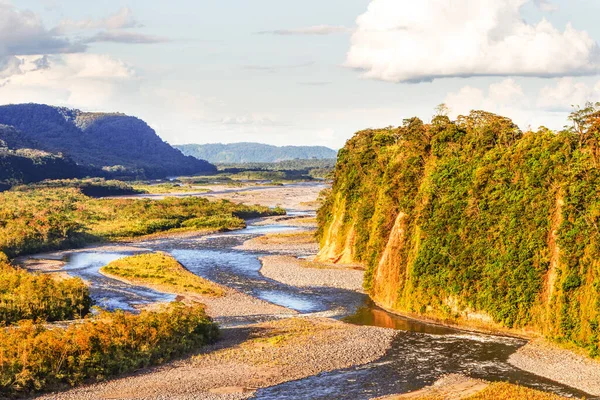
xmin=317 ymin=107 xmax=600 ymax=355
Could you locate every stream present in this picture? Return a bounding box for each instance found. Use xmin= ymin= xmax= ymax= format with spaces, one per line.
xmin=31 ymin=209 xmax=593 ymax=399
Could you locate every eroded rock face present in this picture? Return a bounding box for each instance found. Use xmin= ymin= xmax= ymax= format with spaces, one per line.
xmin=0 ymin=104 xmax=216 ymax=179
xmin=317 ymin=111 xmax=600 ymax=354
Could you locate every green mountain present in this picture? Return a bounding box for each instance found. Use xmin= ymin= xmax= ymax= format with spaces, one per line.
xmin=0 ymin=104 xmax=216 ymax=179
xmin=175 ymin=142 xmax=337 ymax=163
xmin=318 ymin=109 xmax=600 ymax=356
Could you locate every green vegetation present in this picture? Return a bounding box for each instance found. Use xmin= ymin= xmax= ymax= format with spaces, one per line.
xmin=0 ymin=253 xmax=91 ymax=325
xmin=131 ymin=182 xmax=210 ymax=194
xmin=0 ymin=303 xmax=218 ymax=396
xmin=176 ymin=142 xmax=337 ymax=163
xmin=318 ymin=105 xmax=600 ymax=356
xmin=0 ymin=148 xmax=82 ymax=189
xmin=217 ymin=159 xmax=336 ymax=180
xmin=12 ymin=178 xmax=144 ymax=197
xmin=0 ymin=187 xmax=284 ymax=258
xmin=101 ymin=253 xmax=224 ymax=297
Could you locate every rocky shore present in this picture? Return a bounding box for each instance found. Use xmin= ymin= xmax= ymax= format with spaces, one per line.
xmin=235 ymin=231 xmax=319 ymax=255
xmin=509 ymin=340 xmax=600 ymax=397
xmin=260 ymin=255 xmax=364 ymax=292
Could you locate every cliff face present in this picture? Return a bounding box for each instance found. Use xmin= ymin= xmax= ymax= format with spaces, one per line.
xmin=0 ymin=104 xmax=216 ymax=178
xmin=317 ymin=111 xmax=600 ymax=356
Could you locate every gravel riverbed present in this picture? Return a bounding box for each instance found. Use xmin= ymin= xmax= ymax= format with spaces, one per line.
xmin=35 ymin=318 xmax=397 ymax=400
xmin=509 ymin=340 xmax=600 ymax=397
xmin=260 ymin=255 xmax=365 ymax=292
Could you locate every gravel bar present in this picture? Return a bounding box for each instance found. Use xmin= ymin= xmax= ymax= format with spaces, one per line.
xmin=260 ymin=255 xmax=365 ymax=292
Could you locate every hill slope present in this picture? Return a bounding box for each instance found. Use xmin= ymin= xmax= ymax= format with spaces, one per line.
xmin=317 ymin=110 xmax=600 ymax=356
xmin=175 ymin=142 xmax=337 ymax=163
xmin=0 ymin=104 xmax=216 ymax=178
xmin=0 ymin=125 xmax=82 ymax=188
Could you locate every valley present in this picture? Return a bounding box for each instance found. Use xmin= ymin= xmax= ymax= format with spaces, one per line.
xmin=6 ymin=182 xmax=597 ymax=400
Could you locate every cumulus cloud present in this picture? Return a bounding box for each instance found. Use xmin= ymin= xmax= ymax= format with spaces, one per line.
xmin=444 ymin=77 xmax=600 ymax=130
xmin=445 ymin=79 xmax=529 ymax=118
xmin=87 ymin=31 xmax=169 ymax=44
xmin=258 ymin=25 xmax=351 ymax=35
xmin=0 ymin=54 xmax=137 ymax=109
xmin=53 ymin=7 xmax=141 ymax=34
xmin=538 ymin=78 xmax=600 ymax=111
xmin=346 ymin=0 xmax=600 ymax=83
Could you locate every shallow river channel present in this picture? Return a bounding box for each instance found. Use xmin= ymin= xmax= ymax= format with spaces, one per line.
xmin=33 ymin=210 xmax=592 ymax=399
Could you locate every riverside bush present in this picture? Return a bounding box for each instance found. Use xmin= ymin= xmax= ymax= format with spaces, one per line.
xmin=0 ymin=303 xmax=218 ymax=396
xmin=0 ymin=254 xmax=91 ymax=325
xmin=0 ymin=188 xmax=283 ymax=258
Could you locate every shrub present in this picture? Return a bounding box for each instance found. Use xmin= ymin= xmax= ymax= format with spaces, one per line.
xmin=0 ymin=303 xmax=218 ymax=396
xmin=0 ymin=257 xmax=91 ymax=325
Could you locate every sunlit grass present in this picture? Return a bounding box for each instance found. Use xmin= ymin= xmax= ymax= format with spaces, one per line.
xmin=101 ymin=252 xmax=224 ymax=297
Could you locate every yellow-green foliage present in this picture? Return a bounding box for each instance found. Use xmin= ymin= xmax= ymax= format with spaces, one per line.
xmin=0 ymin=188 xmax=283 ymax=258
xmin=12 ymin=178 xmax=143 ymax=197
xmin=0 ymin=303 xmax=218 ymax=396
xmin=465 ymin=382 xmax=569 ymax=400
xmin=131 ymin=182 xmax=210 ymax=194
xmin=318 ymin=107 xmax=600 ymax=356
xmin=101 ymin=252 xmax=224 ymax=297
xmin=412 ymin=382 xmax=569 ymax=400
xmin=0 ymin=254 xmax=91 ymax=325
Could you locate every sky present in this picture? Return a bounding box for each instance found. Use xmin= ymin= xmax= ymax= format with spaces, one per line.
xmin=1 ymin=0 xmax=600 ymax=149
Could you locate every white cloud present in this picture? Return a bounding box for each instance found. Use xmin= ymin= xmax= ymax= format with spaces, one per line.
xmin=537 ymin=78 xmax=600 ymax=111
xmin=0 ymin=54 xmax=137 ymax=109
xmin=346 ymin=0 xmax=600 ymax=82
xmin=87 ymin=31 xmax=168 ymax=44
xmin=444 ymin=77 xmax=600 ymax=130
xmin=53 ymin=7 xmax=141 ymax=34
xmin=258 ymin=25 xmax=351 ymax=35
xmin=0 ymin=2 xmax=83 ymax=59
xmin=445 ymin=79 xmax=529 ymax=118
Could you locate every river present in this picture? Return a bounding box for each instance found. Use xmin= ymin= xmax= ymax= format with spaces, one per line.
xmin=30 ymin=207 xmax=592 ymax=399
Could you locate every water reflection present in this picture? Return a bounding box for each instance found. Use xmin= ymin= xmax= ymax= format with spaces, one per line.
xmin=344 ymin=300 xmax=459 ymax=335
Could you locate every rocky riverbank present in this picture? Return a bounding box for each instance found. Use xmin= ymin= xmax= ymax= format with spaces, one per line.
xmin=260 ymin=255 xmax=364 ymax=292
xmin=508 ymin=340 xmax=600 ymax=397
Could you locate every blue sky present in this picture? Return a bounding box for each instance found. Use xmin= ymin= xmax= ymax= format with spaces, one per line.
xmin=1 ymin=0 xmax=600 ymax=148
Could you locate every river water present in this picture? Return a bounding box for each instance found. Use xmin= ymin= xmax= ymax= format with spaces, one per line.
xmin=41 ymin=211 xmax=592 ymax=399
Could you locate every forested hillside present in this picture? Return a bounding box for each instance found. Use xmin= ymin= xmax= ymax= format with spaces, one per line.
xmin=317 ymin=106 xmax=600 ymax=356
xmin=0 ymin=125 xmax=82 ymax=187
xmin=0 ymin=104 xmax=216 ymax=179
xmin=176 ymin=142 xmax=337 ymax=163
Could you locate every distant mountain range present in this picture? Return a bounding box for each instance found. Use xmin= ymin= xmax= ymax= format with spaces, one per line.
xmin=175 ymin=143 xmax=338 ymax=164
xmin=0 ymin=104 xmax=216 ymax=184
